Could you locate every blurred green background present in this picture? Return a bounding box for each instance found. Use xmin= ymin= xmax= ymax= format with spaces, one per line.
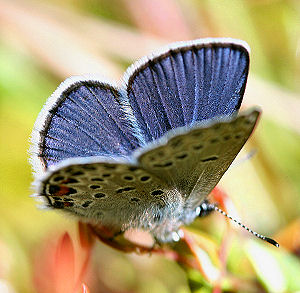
xmin=0 ymin=0 xmax=300 ymax=292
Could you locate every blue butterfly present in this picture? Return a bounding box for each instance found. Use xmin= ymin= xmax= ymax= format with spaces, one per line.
xmin=30 ymin=38 xmax=261 ymax=243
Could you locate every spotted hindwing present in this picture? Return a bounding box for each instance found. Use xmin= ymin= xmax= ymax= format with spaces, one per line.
xmin=137 ymin=109 xmax=260 ymax=209
xmin=37 ymin=159 xmax=185 ymax=241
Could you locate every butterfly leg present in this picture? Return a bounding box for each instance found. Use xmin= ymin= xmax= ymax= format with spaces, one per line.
xmin=88 ymin=224 xmax=157 ymax=253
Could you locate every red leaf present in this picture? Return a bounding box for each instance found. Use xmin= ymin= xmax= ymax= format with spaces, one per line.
xmin=54 ymin=232 xmax=75 ymax=293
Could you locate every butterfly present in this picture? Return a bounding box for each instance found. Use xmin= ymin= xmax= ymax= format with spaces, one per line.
xmin=30 ymin=38 xmax=260 ymax=243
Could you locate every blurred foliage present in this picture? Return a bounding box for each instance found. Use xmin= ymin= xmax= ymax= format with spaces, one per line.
xmin=0 ymin=0 xmax=300 ymax=292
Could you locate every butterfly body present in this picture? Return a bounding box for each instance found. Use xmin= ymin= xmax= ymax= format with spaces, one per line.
xmin=30 ymin=38 xmax=259 ymax=243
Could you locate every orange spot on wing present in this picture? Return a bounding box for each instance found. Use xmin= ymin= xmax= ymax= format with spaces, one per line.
xmin=54 ymin=186 xmax=71 ymax=196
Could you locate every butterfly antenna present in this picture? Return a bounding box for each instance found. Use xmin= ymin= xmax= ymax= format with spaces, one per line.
xmin=212 ymin=204 xmax=279 ymax=247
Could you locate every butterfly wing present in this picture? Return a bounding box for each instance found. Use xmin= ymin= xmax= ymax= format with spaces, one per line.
xmin=30 ymin=76 xmax=142 ymax=174
xmin=136 ymin=109 xmax=260 ymax=210
xmin=36 ymin=157 xmax=184 ymax=242
xmin=30 ymin=38 xmax=257 ymax=243
xmin=122 ymin=38 xmax=249 ymax=142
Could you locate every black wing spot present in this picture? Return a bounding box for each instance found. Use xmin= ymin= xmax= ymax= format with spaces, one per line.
xmin=210 ymin=138 xmax=219 ymax=144
xmin=53 ymin=176 xmax=64 ymax=182
xmin=65 ymin=178 xmax=79 ymax=184
xmin=65 ymin=187 xmax=77 ymax=195
xmin=223 ymin=135 xmax=231 ymax=141
xmin=49 ymin=185 xmax=61 ymax=194
xmin=153 ymin=161 xmax=173 ymax=168
xmin=53 ymin=201 xmax=64 ymax=209
xmin=130 ymin=197 xmax=140 ymax=203
xmin=201 ymin=156 xmax=219 ymax=162
xmin=235 ymin=134 xmax=243 ymax=139
xmin=102 ymin=173 xmax=111 ymax=178
xmin=116 ymin=187 xmax=136 ymax=193
xmin=91 ymin=178 xmax=104 ymax=182
xmin=71 ymin=171 xmax=84 ymax=176
xmin=124 ymin=187 xmax=135 ymax=191
xmin=81 ymin=165 xmax=96 ymax=170
xmin=82 ymin=201 xmax=92 ymax=208
xmin=157 ymin=151 xmax=165 ymax=157
xmin=175 ymin=153 xmax=188 ymax=160
xmin=151 ymin=190 xmax=164 ymax=196
xmin=170 ymin=138 xmax=183 ymax=148
xmin=103 ymin=164 xmax=116 ymax=170
xmin=89 ymin=185 xmax=101 ymax=189
xmin=65 ymin=167 xmax=74 ymax=173
xmin=123 ymin=175 xmax=134 ymax=181
xmin=63 ymin=198 xmax=74 ymax=202
xmin=193 ymin=144 xmax=203 ymax=150
xmin=140 ymin=176 xmax=151 ymax=182
xmin=128 ymin=166 xmax=139 ymax=172
xmin=94 ymin=193 xmax=106 ymax=198
xmin=191 ymin=131 xmax=202 ymax=137
xmin=148 ymin=156 xmax=156 ymax=161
